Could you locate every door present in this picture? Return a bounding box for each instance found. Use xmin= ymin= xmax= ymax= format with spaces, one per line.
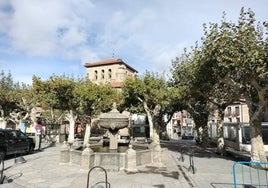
xmin=14 ymin=131 xmax=28 ymax=152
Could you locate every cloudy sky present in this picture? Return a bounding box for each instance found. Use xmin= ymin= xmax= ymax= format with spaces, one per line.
xmin=0 ymin=0 xmax=267 ymax=84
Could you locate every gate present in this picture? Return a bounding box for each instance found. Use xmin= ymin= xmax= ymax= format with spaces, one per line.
xmin=233 ymin=161 xmax=268 ymax=188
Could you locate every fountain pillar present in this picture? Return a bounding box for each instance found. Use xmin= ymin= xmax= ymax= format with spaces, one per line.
xmin=81 ymin=144 xmax=94 ymax=170
xmin=126 ymin=145 xmax=138 ymax=172
xmin=109 ymin=131 xmax=118 ymax=150
xmin=99 ymin=103 xmax=129 ymax=151
xmin=60 ymin=141 xmax=70 ymax=163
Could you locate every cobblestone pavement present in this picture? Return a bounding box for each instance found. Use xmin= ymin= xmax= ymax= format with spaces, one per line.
xmin=0 ymin=140 xmax=246 ymax=188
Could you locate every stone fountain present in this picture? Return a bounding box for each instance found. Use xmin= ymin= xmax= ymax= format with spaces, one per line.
xmin=99 ymin=103 xmax=129 ymax=150
xmin=60 ymin=103 xmax=164 ymax=171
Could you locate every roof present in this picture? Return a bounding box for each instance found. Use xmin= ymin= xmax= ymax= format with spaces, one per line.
xmin=110 ymin=81 xmax=123 ymax=88
xmin=84 ymin=58 xmax=138 ymax=73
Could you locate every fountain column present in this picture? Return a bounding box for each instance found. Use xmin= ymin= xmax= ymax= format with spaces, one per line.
xmin=109 ymin=129 xmax=118 ymax=150
xmin=99 ymin=103 xmax=129 ymax=151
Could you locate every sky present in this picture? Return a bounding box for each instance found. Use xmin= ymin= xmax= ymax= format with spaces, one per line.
xmin=0 ymin=0 xmax=267 ymax=85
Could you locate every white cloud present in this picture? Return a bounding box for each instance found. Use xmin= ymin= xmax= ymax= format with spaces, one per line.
xmin=0 ymin=0 xmax=267 ymax=84
xmin=4 ymin=0 xmax=94 ymax=57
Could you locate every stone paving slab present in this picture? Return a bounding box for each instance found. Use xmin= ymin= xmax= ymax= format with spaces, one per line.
xmin=0 ymin=141 xmax=246 ymax=188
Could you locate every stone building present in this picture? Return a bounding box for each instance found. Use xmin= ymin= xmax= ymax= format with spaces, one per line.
xmin=84 ymin=58 xmax=138 ymax=140
xmin=84 ymin=58 xmax=138 ymax=89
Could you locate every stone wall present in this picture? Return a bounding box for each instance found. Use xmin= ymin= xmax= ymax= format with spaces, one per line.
xmin=60 ymin=144 xmax=160 ymax=171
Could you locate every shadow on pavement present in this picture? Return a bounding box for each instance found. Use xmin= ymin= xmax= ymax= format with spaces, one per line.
xmin=210 ymin=182 xmax=234 ymax=188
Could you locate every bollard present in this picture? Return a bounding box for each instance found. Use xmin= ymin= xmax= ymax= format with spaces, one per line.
xmin=126 ymin=145 xmax=138 ymax=172
xmin=60 ymin=141 xmax=70 ymax=163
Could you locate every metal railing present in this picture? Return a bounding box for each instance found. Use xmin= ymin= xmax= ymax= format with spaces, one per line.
xmin=177 ymin=145 xmax=196 ymax=174
xmin=233 ymin=161 xmax=268 ymax=188
xmin=87 ymin=166 xmax=110 ymax=188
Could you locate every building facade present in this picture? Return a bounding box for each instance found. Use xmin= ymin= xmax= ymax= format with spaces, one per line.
xmin=165 ymin=111 xmax=195 ymax=139
xmin=84 ymin=58 xmax=138 ymax=89
xmin=84 ymin=58 xmax=138 ymax=140
xmin=223 ymin=102 xmax=249 ymax=123
xmin=208 ymin=101 xmax=268 ymax=151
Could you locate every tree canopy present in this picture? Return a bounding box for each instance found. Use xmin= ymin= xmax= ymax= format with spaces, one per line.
xmin=171 ymin=8 xmax=268 ymax=161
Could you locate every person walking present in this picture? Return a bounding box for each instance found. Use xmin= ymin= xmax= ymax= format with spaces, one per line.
xmin=35 ymin=120 xmax=43 ymax=151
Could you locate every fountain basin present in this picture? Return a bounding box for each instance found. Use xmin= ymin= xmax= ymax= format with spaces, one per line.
xmin=98 ymin=103 xmax=130 ymax=150
xmin=60 ymin=143 xmax=155 ymax=171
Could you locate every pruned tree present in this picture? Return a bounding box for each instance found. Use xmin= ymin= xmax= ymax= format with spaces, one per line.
xmin=74 ymin=79 xmax=121 ymax=148
xmin=172 ymin=8 xmax=267 ymax=161
xmin=201 ymin=8 xmax=268 ymax=162
xmin=122 ymin=71 xmax=172 ymax=142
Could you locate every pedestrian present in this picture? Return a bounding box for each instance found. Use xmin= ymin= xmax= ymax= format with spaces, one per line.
xmin=35 ymin=120 xmax=43 ymax=151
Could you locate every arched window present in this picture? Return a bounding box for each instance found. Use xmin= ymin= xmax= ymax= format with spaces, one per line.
xmin=101 ymin=70 xmax=105 ymax=79
xmin=94 ymin=70 xmax=98 ymax=80
xmin=108 ymin=69 xmax=112 ymax=79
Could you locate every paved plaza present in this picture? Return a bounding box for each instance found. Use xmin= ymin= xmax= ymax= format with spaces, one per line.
xmin=0 ymin=140 xmax=248 ymax=188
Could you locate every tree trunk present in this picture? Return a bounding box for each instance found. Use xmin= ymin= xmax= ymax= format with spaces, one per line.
xmin=194 ymin=119 xmax=209 ymax=147
xmin=250 ymin=121 xmax=266 ymax=162
xmin=0 ymin=107 xmax=6 ymax=129
xmin=82 ymin=118 xmax=99 ymax=148
xmin=152 ymin=104 xmax=161 ymax=143
xmin=216 ymin=109 xmax=225 ymax=155
xmin=246 ymin=93 xmax=267 ymax=162
xmin=143 ymin=101 xmax=154 ymax=140
xmin=201 ymin=125 xmax=209 ymax=148
xmin=83 ymin=123 xmax=91 ymax=148
xmin=195 ymin=125 xmax=202 ymax=144
xmin=244 ymin=82 xmax=268 ymax=162
xmin=66 ymin=110 xmax=77 ymax=143
xmin=0 ymin=119 xmax=6 ymax=129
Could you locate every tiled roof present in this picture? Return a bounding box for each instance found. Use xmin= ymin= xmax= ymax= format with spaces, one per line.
xmin=84 ymin=58 xmax=138 ymax=73
xmin=110 ymin=81 xmax=123 ymax=88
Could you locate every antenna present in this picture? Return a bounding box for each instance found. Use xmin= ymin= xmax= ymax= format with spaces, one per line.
xmin=112 ymin=49 xmax=115 ymax=58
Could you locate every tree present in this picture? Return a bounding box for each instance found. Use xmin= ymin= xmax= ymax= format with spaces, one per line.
xmin=33 ymin=75 xmax=77 ymax=142
xmin=122 ymin=71 xmax=171 ymax=142
xmin=200 ymin=8 xmax=268 ymax=161
xmin=33 ymin=75 xmax=122 ymax=146
xmin=0 ymin=71 xmax=18 ymax=128
xmin=74 ymin=79 xmax=121 ymax=147
xmin=171 ymin=48 xmax=213 ymax=146
xmin=0 ymin=71 xmax=33 ymax=130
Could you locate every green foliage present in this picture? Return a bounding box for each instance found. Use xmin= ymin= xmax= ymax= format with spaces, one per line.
xmin=171 ymin=8 xmax=268 ymax=147
xmin=0 ymin=71 xmax=28 ymax=117
xmin=33 ymin=75 xmax=76 ymax=111
xmin=121 ymin=71 xmax=169 ymax=114
xmin=74 ymin=79 xmax=121 ymax=116
xmin=32 ymin=75 xmax=122 ymax=124
xmin=201 ymin=8 xmax=268 ymax=118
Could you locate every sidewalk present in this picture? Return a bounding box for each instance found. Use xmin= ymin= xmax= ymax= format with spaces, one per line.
xmin=1 ymin=141 xmax=238 ymax=188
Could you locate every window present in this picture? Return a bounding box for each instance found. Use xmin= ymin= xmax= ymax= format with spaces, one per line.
xmin=235 ymin=106 xmax=240 ymax=116
xmin=101 ymin=70 xmax=105 ymax=79
xmin=19 ymin=132 xmax=27 ymax=139
xmin=227 ymin=107 xmax=231 ymax=116
xmin=108 ymin=69 xmax=112 ymax=79
xmin=94 ymin=70 xmax=98 ymax=80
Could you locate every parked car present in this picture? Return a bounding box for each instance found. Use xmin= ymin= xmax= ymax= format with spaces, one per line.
xmin=0 ymin=129 xmax=35 ymax=159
